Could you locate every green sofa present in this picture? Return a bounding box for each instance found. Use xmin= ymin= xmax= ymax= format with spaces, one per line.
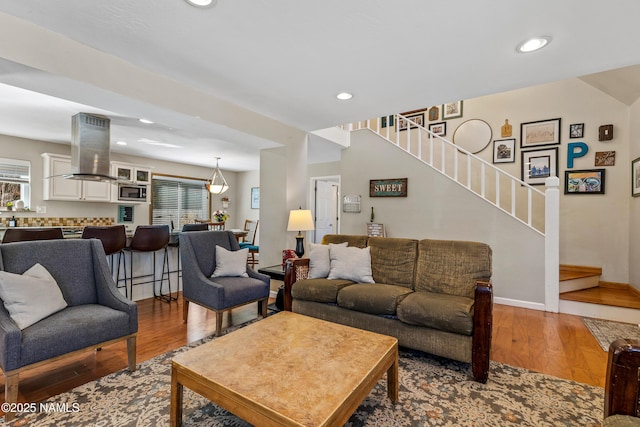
xmin=285 ymin=234 xmax=493 ymax=383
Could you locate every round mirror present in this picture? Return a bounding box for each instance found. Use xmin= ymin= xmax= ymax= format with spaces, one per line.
xmin=453 ymin=119 xmax=493 ymax=154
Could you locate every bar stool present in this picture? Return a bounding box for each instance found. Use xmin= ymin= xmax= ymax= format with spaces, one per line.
xmin=2 ymin=227 xmax=63 ymax=243
xmin=124 ymin=225 xmax=175 ymax=302
xmin=168 ymin=223 xmax=209 ymax=283
xmin=81 ymin=225 xmax=127 ymax=295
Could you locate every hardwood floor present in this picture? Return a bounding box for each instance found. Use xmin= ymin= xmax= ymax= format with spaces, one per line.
xmin=0 ymin=294 xmax=611 ymax=409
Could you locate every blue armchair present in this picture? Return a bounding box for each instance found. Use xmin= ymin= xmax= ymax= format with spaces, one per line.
xmin=0 ymin=239 xmax=137 ymax=421
xmin=180 ymin=231 xmax=270 ymax=336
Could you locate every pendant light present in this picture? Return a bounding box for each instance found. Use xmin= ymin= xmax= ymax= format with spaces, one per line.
xmin=206 ymin=157 xmax=229 ymax=194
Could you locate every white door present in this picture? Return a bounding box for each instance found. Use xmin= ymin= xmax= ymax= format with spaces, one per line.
xmin=314 ymin=180 xmax=338 ymax=243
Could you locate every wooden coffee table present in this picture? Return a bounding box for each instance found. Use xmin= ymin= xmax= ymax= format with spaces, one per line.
xmin=170 ymin=311 xmax=398 ymax=427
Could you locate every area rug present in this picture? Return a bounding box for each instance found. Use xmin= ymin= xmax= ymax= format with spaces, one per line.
xmin=583 ymin=317 xmax=640 ymax=351
xmin=9 ymin=320 xmax=604 ymax=427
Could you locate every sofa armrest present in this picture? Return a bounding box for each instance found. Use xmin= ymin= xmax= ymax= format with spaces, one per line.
xmin=472 ymin=280 xmax=493 ymax=383
xmin=284 ymin=258 xmax=309 ymax=311
xmin=605 ymin=338 xmax=640 ymax=418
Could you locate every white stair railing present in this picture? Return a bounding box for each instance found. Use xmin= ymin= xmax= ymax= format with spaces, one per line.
xmin=345 ymin=114 xmax=547 ymax=235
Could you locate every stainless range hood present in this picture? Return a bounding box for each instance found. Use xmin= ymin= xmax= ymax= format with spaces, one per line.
xmin=64 ymin=112 xmax=117 ymax=181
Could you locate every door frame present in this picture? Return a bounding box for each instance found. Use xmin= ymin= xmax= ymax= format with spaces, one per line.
xmin=309 ymin=175 xmax=341 ymax=243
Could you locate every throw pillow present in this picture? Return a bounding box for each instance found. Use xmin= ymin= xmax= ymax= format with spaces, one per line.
xmin=328 ymin=245 xmax=374 ymax=283
xmin=0 ymin=263 xmax=68 ymax=330
xmin=308 ymin=242 xmax=348 ymax=278
xmin=211 ymin=246 xmax=249 ymax=278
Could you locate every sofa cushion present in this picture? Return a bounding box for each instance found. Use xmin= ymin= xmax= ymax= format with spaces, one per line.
xmin=368 ymin=237 xmax=418 ymax=288
xmin=308 ymin=242 xmax=347 ymax=278
xmin=292 ymin=278 xmax=355 ymax=303
xmin=415 ymin=239 xmax=492 ymax=298
xmin=0 ymin=263 xmax=68 ymax=329
xmin=328 ymin=245 xmax=374 ymax=283
xmin=337 ymin=283 xmax=413 ymax=315
xmin=397 ymin=291 xmax=474 ymax=335
xmin=321 ymin=234 xmax=369 ymax=248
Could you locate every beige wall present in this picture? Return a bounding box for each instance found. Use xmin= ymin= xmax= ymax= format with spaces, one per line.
xmin=629 ymin=100 xmax=640 ymax=288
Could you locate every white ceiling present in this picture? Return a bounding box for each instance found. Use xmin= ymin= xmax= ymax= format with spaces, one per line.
xmin=0 ymin=0 xmax=639 ymax=171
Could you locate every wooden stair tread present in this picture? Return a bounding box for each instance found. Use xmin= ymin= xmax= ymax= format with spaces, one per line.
xmin=560 ymin=264 xmax=602 ymax=282
xmin=560 ymin=286 xmax=640 ymax=310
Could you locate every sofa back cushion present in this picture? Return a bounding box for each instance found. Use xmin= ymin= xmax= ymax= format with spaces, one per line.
xmin=321 ymin=234 xmax=368 ymax=248
xmin=368 ymin=237 xmax=418 ymax=288
xmin=415 ymin=239 xmax=492 ymax=298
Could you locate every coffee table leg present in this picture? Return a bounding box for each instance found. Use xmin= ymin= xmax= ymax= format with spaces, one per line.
xmin=170 ymin=368 xmax=184 ymax=427
xmin=387 ymin=351 xmax=399 ymax=403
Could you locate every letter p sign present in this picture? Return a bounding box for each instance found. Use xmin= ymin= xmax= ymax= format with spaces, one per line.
xmin=567 ymin=142 xmax=588 ymax=168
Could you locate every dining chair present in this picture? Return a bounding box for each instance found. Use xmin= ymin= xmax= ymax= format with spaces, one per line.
xmin=239 ymin=220 xmax=259 ymax=267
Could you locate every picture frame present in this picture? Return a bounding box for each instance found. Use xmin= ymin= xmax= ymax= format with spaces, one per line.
xmin=520 ymin=118 xmax=561 ymax=148
xmin=428 ymin=105 xmax=439 ymax=121
xmin=397 ymin=113 xmax=424 ymax=131
xmin=594 ymin=151 xmax=615 ymax=167
xmin=250 ymin=187 xmax=260 ymax=209
xmin=493 ymin=138 xmax=515 ymax=163
xmin=380 ymin=115 xmax=394 ymax=128
xmin=569 ymin=123 xmax=584 ymax=139
xmin=564 ymin=169 xmax=605 ymax=195
xmin=632 ymin=157 xmax=640 ymax=197
xmin=442 ymin=101 xmax=463 ymax=120
xmin=428 ymin=122 xmax=446 ymax=136
xmin=521 ymin=147 xmax=558 ymax=186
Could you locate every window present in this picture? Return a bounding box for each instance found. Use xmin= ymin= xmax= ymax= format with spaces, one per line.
xmin=0 ymin=158 xmax=30 ymax=208
xmin=151 ymin=175 xmax=209 ymax=230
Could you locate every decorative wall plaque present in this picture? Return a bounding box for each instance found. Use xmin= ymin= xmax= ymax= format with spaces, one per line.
xmin=599 ymin=124 xmax=613 ymax=141
xmin=370 ymin=178 xmax=408 ymax=197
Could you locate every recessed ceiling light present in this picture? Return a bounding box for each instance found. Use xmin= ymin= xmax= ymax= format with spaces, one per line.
xmin=336 ymin=92 xmax=353 ymax=100
xmin=184 ymin=0 xmax=217 ymax=8
xmin=516 ymin=37 xmax=551 ymax=53
xmin=139 ymin=118 xmax=154 ymax=124
xmin=116 ymin=141 xmax=127 ymax=146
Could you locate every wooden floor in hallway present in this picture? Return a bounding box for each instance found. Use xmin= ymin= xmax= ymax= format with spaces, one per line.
xmin=0 ymin=293 xmax=613 ymax=410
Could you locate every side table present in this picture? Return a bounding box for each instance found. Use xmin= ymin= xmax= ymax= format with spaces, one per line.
xmin=258 ymin=265 xmax=285 ymax=310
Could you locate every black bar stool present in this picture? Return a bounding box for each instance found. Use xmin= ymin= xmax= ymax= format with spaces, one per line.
xmin=169 ymin=223 xmax=209 ymax=283
xmin=81 ymin=225 xmax=127 ymax=295
xmin=124 ymin=225 xmax=175 ymax=302
xmin=2 ymin=227 xmax=63 ymax=243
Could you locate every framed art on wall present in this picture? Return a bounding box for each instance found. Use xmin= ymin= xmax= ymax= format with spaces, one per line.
xmin=569 ymin=123 xmax=584 ymax=139
xmin=397 ymin=113 xmax=424 ymax=131
xmin=564 ymin=169 xmax=605 ymax=194
xmin=521 ymin=147 xmax=558 ymax=186
xmin=493 ymin=138 xmax=515 ymax=163
xmin=428 ymin=122 xmax=446 ymax=136
xmin=520 ymin=118 xmax=561 ymax=148
xmin=442 ymin=101 xmax=463 ymax=120
xmin=632 ymin=157 xmax=640 ymax=197
xmin=251 ymin=187 xmax=260 ymax=209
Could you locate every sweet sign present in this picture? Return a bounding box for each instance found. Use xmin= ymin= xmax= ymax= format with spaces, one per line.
xmin=369 ymin=178 xmax=408 ymax=197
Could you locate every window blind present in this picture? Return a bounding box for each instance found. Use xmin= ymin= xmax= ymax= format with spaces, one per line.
xmin=151 ymin=176 xmax=209 ymax=230
xmin=0 ymin=158 xmax=30 ymax=184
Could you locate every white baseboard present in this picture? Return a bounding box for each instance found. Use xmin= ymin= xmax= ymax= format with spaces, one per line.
xmin=494 ymin=297 xmax=545 ymax=311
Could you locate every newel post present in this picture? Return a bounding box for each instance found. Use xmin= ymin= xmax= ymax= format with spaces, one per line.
xmin=544 ymin=176 xmax=560 ymax=312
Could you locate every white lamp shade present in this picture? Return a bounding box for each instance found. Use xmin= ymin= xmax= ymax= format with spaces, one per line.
xmin=287 ymin=209 xmax=315 ymax=231
xmin=207 ymin=158 xmax=229 ymax=194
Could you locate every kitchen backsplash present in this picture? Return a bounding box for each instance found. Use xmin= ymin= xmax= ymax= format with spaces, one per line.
xmin=0 ymin=217 xmax=115 ymax=227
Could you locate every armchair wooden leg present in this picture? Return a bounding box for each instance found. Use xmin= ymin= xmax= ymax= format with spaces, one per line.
xmin=182 ymin=299 xmax=189 ymax=322
xmin=260 ymin=299 xmax=268 ymax=318
xmin=127 ymin=336 xmax=137 ymax=372
xmin=216 ymin=311 xmax=223 ymax=337
xmin=4 ymin=371 xmax=19 ymax=422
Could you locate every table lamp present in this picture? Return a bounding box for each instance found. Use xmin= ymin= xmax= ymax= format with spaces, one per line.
xmin=287 ymin=208 xmax=315 ymax=258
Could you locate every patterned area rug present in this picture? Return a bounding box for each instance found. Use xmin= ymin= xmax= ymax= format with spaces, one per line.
xmin=9 ymin=319 xmax=604 ymax=427
xmin=583 ymin=317 xmax=640 ymax=351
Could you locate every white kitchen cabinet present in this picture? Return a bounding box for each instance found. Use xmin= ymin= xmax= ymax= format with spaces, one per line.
xmin=42 ymin=153 xmax=112 ymax=202
xmin=111 ymin=161 xmax=152 ymax=203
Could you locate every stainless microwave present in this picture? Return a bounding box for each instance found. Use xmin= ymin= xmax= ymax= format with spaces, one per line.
xmin=118 ymin=184 xmax=148 ymax=202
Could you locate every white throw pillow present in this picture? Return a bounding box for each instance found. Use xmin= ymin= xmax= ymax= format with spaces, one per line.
xmin=328 ymin=245 xmax=374 ymax=283
xmin=0 ymin=263 xmax=68 ymax=330
xmin=211 ymin=246 xmax=249 ymax=278
xmin=308 ymin=242 xmax=348 ymax=278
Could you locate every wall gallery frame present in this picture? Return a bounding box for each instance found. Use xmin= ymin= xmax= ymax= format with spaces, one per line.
xmin=493 ymin=138 xmax=516 ymax=163
xmin=397 ymin=113 xmax=424 ymax=131
xmin=632 ymin=157 xmax=640 ymax=197
xmin=442 ymin=101 xmax=463 ymax=120
xmin=520 ymin=118 xmax=561 ymax=148
xmin=564 ymin=169 xmax=605 ymax=195
xmin=250 ymin=187 xmax=260 ymax=209
xmin=521 ymin=147 xmax=558 ymax=186
xmin=569 ymin=123 xmax=584 ymax=139
xmin=428 ymin=122 xmax=446 ymax=136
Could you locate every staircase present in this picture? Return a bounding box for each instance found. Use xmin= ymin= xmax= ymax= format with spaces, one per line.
xmin=559 ymin=265 xmax=601 ymax=293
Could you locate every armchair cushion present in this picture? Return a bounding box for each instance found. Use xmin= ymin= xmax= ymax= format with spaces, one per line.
xmin=211 ymin=246 xmax=249 ymax=278
xmin=0 ymin=263 xmax=67 ymax=329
